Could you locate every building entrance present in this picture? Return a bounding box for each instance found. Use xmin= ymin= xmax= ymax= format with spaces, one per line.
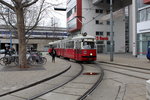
xmin=97 ymin=45 xmax=104 ymax=53
xmin=137 ymin=33 xmax=150 ymax=56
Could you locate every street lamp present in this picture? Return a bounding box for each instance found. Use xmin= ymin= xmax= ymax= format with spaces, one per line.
xmin=110 ymin=0 xmax=114 ymax=61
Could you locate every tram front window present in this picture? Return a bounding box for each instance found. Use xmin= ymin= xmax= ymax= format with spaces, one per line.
xmin=83 ymin=41 xmax=95 ymax=49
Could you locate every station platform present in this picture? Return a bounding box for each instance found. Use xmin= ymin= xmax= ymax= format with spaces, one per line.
xmin=97 ymin=53 xmax=150 ymax=70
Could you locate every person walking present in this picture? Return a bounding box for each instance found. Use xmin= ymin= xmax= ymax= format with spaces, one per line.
xmin=51 ymin=47 xmax=56 ymax=63
xmin=147 ymin=46 xmax=150 ymax=62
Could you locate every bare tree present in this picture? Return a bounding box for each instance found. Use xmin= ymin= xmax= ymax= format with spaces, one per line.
xmin=0 ymin=0 xmax=46 ymax=68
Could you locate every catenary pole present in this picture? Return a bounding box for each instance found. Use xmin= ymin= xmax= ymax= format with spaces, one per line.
xmin=110 ymin=0 xmax=114 ymax=61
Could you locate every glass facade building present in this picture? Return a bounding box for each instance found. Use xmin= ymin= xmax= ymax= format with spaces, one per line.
xmin=137 ymin=0 xmax=150 ymax=56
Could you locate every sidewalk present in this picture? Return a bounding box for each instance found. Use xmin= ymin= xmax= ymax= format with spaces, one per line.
xmin=0 ymin=54 xmax=70 ymax=95
xmin=97 ymin=53 xmax=150 ymax=69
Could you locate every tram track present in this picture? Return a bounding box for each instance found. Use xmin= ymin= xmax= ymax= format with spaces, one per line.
xmin=98 ymin=61 xmax=150 ymax=80
xmin=0 ymin=61 xmax=82 ymax=100
xmin=27 ymin=64 xmax=83 ymax=100
xmin=84 ymin=61 xmax=147 ymax=100
xmin=0 ymin=65 xmax=72 ymax=97
xmin=30 ymin=62 xmax=104 ymax=100
xmin=77 ymin=63 xmax=104 ymax=100
xmin=0 ymin=60 xmax=104 ymax=100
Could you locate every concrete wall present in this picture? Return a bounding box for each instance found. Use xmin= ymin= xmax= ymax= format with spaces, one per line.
xmin=114 ymin=16 xmax=126 ymax=53
xmin=82 ymin=0 xmax=110 ymax=36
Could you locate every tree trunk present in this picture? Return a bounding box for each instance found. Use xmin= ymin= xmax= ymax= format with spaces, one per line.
xmin=16 ymin=8 xmax=28 ymax=68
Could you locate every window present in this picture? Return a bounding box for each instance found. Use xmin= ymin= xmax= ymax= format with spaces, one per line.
xmin=96 ymin=31 xmax=99 ymax=35
xmin=137 ymin=0 xmax=147 ymax=8
xmin=96 ymin=31 xmax=103 ymax=36
xmin=96 ymin=20 xmax=99 ymax=24
xmin=146 ymin=7 xmax=150 ymax=20
xmin=96 ymin=20 xmax=103 ymax=25
xmin=107 ymin=32 xmax=110 ymax=36
xmin=107 ymin=41 xmax=110 ymax=45
xmin=140 ymin=9 xmax=147 ymax=22
xmin=106 ymin=10 xmax=110 ymax=14
xmin=67 ymin=6 xmax=76 ymax=18
xmin=96 ymin=41 xmax=104 ymax=44
xmin=83 ymin=41 xmax=96 ymax=49
xmin=95 ymin=9 xmax=103 ymax=13
xmin=66 ymin=41 xmax=74 ymax=48
xmin=106 ymin=20 xmax=110 ymax=25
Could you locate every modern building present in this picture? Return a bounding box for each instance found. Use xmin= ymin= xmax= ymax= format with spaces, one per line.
xmin=67 ymin=0 xmax=131 ymax=53
xmin=0 ymin=25 xmax=67 ymax=51
xmin=136 ymin=0 xmax=150 ymax=57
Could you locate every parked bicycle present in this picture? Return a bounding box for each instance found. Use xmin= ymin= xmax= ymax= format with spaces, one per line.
xmin=0 ymin=47 xmax=18 ymax=66
xmin=27 ymin=51 xmax=47 ymax=65
xmin=0 ymin=55 xmax=18 ymax=66
xmin=0 ymin=48 xmax=47 ymax=66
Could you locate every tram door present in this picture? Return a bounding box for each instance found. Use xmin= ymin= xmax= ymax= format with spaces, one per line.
xmin=75 ymin=41 xmax=81 ymax=60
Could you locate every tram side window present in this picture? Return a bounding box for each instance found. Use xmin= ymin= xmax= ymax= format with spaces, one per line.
xmin=53 ymin=44 xmax=57 ymax=48
xmin=70 ymin=41 xmax=74 ymax=48
xmin=66 ymin=41 xmax=74 ymax=48
xmin=58 ymin=44 xmax=60 ymax=48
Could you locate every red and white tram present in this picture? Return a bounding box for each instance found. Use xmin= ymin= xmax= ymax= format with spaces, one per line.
xmin=48 ymin=34 xmax=97 ymax=61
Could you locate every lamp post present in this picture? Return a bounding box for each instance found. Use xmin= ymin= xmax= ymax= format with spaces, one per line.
xmin=10 ymin=31 xmax=12 ymax=48
xmin=110 ymin=0 xmax=114 ymax=61
xmin=7 ymin=8 xmax=12 ymax=48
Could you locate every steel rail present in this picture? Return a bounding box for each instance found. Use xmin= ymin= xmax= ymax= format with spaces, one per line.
xmin=99 ymin=61 xmax=150 ymax=71
xmin=99 ymin=62 xmax=150 ymax=80
xmin=0 ymin=65 xmax=71 ymax=97
xmin=27 ymin=64 xmax=84 ymax=100
xmin=100 ymin=63 xmax=150 ymax=75
xmin=104 ymin=68 xmax=148 ymax=80
xmin=77 ymin=62 xmax=104 ymax=100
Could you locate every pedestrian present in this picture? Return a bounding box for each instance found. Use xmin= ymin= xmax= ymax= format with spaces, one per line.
xmin=51 ymin=47 xmax=56 ymax=63
xmin=5 ymin=46 xmax=10 ymax=56
xmin=146 ymin=46 xmax=150 ymax=62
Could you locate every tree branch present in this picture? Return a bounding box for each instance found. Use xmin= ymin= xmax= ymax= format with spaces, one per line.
xmin=0 ymin=0 xmax=15 ymax=11
xmin=23 ymin=0 xmax=38 ymax=7
xmin=25 ymin=0 xmax=45 ymax=35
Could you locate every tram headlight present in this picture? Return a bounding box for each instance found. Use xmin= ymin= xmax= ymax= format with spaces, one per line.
xmin=90 ymin=53 xmax=93 ymax=56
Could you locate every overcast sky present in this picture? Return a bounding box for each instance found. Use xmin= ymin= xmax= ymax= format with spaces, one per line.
xmin=2 ymin=0 xmax=67 ymax=28
xmin=43 ymin=0 xmax=67 ymax=28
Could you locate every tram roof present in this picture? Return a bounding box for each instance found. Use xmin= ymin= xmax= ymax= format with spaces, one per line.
xmin=72 ymin=35 xmax=95 ymax=40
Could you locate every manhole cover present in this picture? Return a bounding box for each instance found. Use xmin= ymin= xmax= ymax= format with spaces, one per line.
xmin=83 ymin=72 xmax=99 ymax=75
